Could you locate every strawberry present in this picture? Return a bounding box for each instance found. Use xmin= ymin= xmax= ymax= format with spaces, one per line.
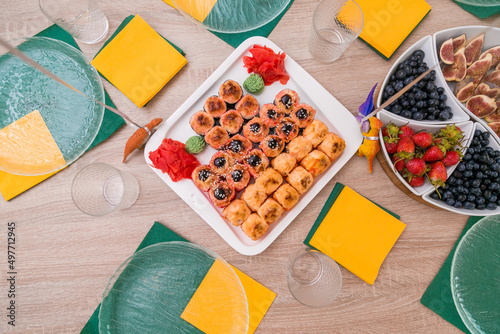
xmin=407 ymin=174 xmax=425 ymax=187
xmin=399 ymin=125 xmax=415 ymax=139
xmin=394 ymin=137 xmax=415 ymax=161
xmin=405 ymin=157 xmax=427 ymax=176
xmin=422 ymin=145 xmax=445 ymax=162
xmin=436 ymin=124 xmax=464 ymax=147
xmin=382 ymin=122 xmax=400 ymax=139
xmin=385 ymin=141 xmax=398 ymax=154
xmin=442 ymin=150 xmax=461 ymax=166
xmin=412 ymin=132 xmax=433 ymax=149
xmin=428 ymin=161 xmax=447 ymax=188
xmin=392 ymin=154 xmax=405 ymax=172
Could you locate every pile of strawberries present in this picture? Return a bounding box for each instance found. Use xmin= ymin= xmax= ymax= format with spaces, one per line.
xmin=382 ymin=123 xmax=465 ymax=189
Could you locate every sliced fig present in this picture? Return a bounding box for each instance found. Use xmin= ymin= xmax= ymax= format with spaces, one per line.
xmin=467 ymin=53 xmax=492 ymax=86
xmin=465 ymin=94 xmax=497 ymax=118
xmin=485 ymin=108 xmax=500 ymax=123
xmin=479 ymin=45 xmax=500 ymax=69
xmin=497 ymin=63 xmax=500 ymax=71
xmin=440 ymin=38 xmax=455 ymax=64
xmin=442 ymin=48 xmax=467 ymax=81
xmin=476 ymin=82 xmax=500 ymax=99
xmin=488 ymin=122 xmax=500 ymax=137
xmin=453 ymin=34 xmax=467 ymax=51
xmin=455 ymin=81 xmax=476 ymax=102
xmin=482 ymin=70 xmax=500 ymax=86
xmin=464 ymin=33 xmax=484 ymax=66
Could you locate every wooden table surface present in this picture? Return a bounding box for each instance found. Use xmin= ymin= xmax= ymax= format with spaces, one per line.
xmin=1 ymin=1 xmax=499 ymax=333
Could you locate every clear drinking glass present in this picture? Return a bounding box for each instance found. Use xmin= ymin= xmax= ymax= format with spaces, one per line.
xmin=308 ymin=0 xmax=364 ymax=63
xmin=39 ymin=0 xmax=109 ymax=44
xmin=287 ymin=247 xmax=342 ymax=308
xmin=71 ymin=163 xmax=139 ymax=216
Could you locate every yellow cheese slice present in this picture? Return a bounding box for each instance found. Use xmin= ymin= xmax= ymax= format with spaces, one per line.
xmin=0 ymin=110 xmax=65 ymax=176
xmin=91 ymin=15 xmax=187 ymax=108
xmin=309 ymin=186 xmax=406 ymax=284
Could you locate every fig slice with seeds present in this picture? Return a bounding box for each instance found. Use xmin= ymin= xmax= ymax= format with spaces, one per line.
xmin=453 ymin=34 xmax=467 ymax=51
xmin=464 ymin=34 xmax=484 ymax=66
xmin=485 ymin=106 xmax=500 ymax=122
xmin=476 ymin=82 xmax=500 ymax=99
xmin=455 ymin=81 xmax=476 ymax=102
xmin=467 ymin=53 xmax=492 ymax=86
xmin=487 ymin=122 xmax=500 ymax=136
xmin=442 ymin=47 xmax=467 ymax=81
xmin=479 ymin=45 xmax=500 ymax=69
xmin=466 ymin=94 xmax=497 ymax=118
xmin=439 ymin=38 xmax=455 ymax=64
xmin=482 ymin=69 xmax=500 ymax=86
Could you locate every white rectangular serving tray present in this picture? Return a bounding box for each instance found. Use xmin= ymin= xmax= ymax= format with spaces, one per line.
xmin=145 ymin=36 xmax=363 ymax=255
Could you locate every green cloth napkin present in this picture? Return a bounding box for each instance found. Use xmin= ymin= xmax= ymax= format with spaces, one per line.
xmin=36 ymin=25 xmax=125 ymax=150
xmin=209 ymin=0 xmax=295 ymax=48
xmin=304 ymin=182 xmax=400 ymax=247
xmin=454 ymin=1 xmax=500 ymax=19
xmin=420 ymin=216 xmax=484 ymax=334
xmin=81 ymin=222 xmax=187 ymax=334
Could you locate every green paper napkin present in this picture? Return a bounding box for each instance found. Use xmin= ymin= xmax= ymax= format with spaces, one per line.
xmin=36 ymin=25 xmax=125 ymax=151
xmin=81 ymin=222 xmax=187 ymax=334
xmin=420 ymin=216 xmax=484 ymax=334
xmin=304 ymin=183 xmax=399 ymax=247
xmin=454 ymin=1 xmax=500 ymax=19
xmin=210 ymin=0 xmax=295 ymax=48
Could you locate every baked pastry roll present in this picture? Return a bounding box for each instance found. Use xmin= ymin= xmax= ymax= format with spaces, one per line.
xmin=226 ymin=163 xmax=250 ymax=192
xmin=260 ymin=103 xmax=285 ymax=128
xmin=255 ymin=168 xmax=283 ymax=195
xmin=219 ymin=79 xmax=242 ymax=104
xmin=317 ymin=132 xmax=346 ymax=162
xmin=243 ymin=149 xmax=269 ymax=178
xmin=205 ymin=126 xmax=229 ymax=150
xmin=222 ymin=199 xmax=251 ymax=226
xmin=290 ymin=103 xmax=316 ymax=128
xmin=189 ymin=111 xmax=214 ymax=135
xmin=240 ymin=184 xmax=267 ymax=211
xmin=209 ymin=150 xmax=233 ymax=175
xmin=243 ymin=117 xmax=269 ymax=143
xmin=286 ymin=166 xmax=314 ymax=194
xmin=300 ymin=149 xmax=331 ymax=177
xmin=275 ymin=117 xmax=299 ymax=143
xmin=257 ymin=198 xmax=284 ymax=224
xmin=191 ymin=165 xmax=215 ymax=191
xmin=275 ymin=89 xmax=299 ymax=114
xmin=208 ymin=181 xmax=235 ymax=208
xmin=259 ymin=135 xmax=285 ymax=158
xmin=219 ymin=109 xmax=244 ymax=134
xmin=241 ymin=213 xmax=269 ymax=241
xmin=223 ymin=134 xmax=252 ymax=160
xmin=236 ymin=94 xmax=260 ymax=119
xmin=204 ymin=95 xmax=227 ymax=117
xmin=272 ymin=183 xmax=300 ymax=210
xmin=286 ymin=136 xmax=313 ymax=162
xmin=271 ymin=153 xmax=297 ymax=177
xmin=303 ymin=119 xmax=329 ymax=147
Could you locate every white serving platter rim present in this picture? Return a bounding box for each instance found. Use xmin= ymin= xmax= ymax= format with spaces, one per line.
xmin=144 ymin=36 xmax=363 ymax=255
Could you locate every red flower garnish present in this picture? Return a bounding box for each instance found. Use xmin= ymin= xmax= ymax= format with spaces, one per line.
xmin=243 ymin=44 xmax=289 ymax=86
xmin=149 ymin=138 xmax=200 ymax=182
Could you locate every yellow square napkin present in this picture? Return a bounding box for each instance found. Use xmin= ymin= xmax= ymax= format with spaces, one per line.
xmin=357 ymin=0 xmax=431 ymax=59
xmin=181 ymin=260 xmax=276 ymax=334
xmin=91 ymin=15 xmax=187 ymax=107
xmin=0 ymin=110 xmax=65 ymax=177
xmin=163 ymin=0 xmax=218 ymax=23
xmin=304 ymin=183 xmax=405 ymax=285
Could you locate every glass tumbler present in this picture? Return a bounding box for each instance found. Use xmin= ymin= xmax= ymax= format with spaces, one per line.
xmin=308 ymin=0 xmax=364 ymax=62
xmin=39 ymin=0 xmax=109 ymax=44
xmin=287 ymin=247 xmax=342 ymax=308
xmin=71 ymin=163 xmax=139 ymax=216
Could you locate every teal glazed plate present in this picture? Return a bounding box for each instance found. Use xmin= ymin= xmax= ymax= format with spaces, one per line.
xmin=451 ymin=216 xmax=500 ymax=334
xmin=98 ymin=241 xmax=249 ymax=334
xmin=0 ymin=37 xmax=104 ymax=175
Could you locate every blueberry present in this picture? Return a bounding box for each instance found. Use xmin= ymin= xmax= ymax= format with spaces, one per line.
xmin=412 ymin=112 xmax=424 ymax=120
xmin=402 ymin=110 xmax=412 ymax=118
xmin=490 ymin=194 xmax=498 ymax=203
xmin=454 ymin=201 xmax=463 ymax=209
xmin=477 ymin=204 xmax=486 ymax=210
xmin=470 ymin=187 xmax=482 ymax=196
xmin=416 ymin=100 xmax=425 ymax=109
xmin=415 ymin=91 xmax=426 ymax=101
xmin=471 ymin=179 xmax=481 ymax=188
xmin=395 ymin=69 xmax=406 ymax=80
xmin=487 ymin=202 xmax=497 ymax=210
xmin=417 ymin=66 xmax=427 ymax=74
xmin=426 ymin=82 xmax=436 ymax=92
xmin=476 ymin=196 xmax=486 ymax=205
xmin=430 ymin=192 xmax=440 ymax=200
xmin=394 ymin=81 xmax=404 ymax=92
xmin=404 ymin=65 xmax=413 ymax=75
xmin=490 ymin=182 xmax=500 ymax=190
xmin=463 ymin=170 xmax=473 ymax=178
xmin=439 ymin=94 xmax=447 ymax=102
xmin=429 ymin=91 xmax=439 ymax=99
xmin=464 ymin=202 xmax=476 ymax=210
xmin=467 ymin=194 xmax=476 ymax=202
xmin=413 ymin=50 xmax=425 ymax=58
xmin=457 ymin=194 xmax=467 ymax=202
xmin=437 ymin=87 xmax=445 ymax=94
xmin=404 ymin=77 xmax=414 ymax=86
xmin=445 ymin=198 xmax=455 ymax=206
xmin=385 ymin=86 xmax=395 ymax=96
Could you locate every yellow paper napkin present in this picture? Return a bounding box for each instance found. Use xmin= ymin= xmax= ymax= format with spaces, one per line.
xmin=91 ymin=15 xmax=187 ymax=107
xmin=164 ymin=0 xmax=218 ymax=23
xmin=304 ymin=183 xmax=406 ymax=285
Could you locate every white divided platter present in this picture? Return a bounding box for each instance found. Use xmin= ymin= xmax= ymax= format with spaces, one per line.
xmin=433 ymin=26 xmax=500 ymax=143
xmin=423 ymin=122 xmax=500 ymax=216
xmin=378 ymin=110 xmax=474 ymax=196
xmin=376 ymin=35 xmax=470 ymax=124
xmin=145 ymin=36 xmax=363 ymax=255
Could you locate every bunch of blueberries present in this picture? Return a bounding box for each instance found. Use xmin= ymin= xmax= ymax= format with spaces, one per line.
xmin=382 ymin=49 xmax=453 ymax=121
xmin=431 ymin=130 xmax=500 ymax=210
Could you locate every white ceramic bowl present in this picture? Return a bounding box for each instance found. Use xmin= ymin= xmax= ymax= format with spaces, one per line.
xmin=422 ymin=122 xmax=500 ymax=216
xmin=378 ymin=110 xmax=474 ymax=197
xmin=433 ymin=26 xmax=500 ymax=142
xmin=376 ymin=35 xmax=470 ymax=124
